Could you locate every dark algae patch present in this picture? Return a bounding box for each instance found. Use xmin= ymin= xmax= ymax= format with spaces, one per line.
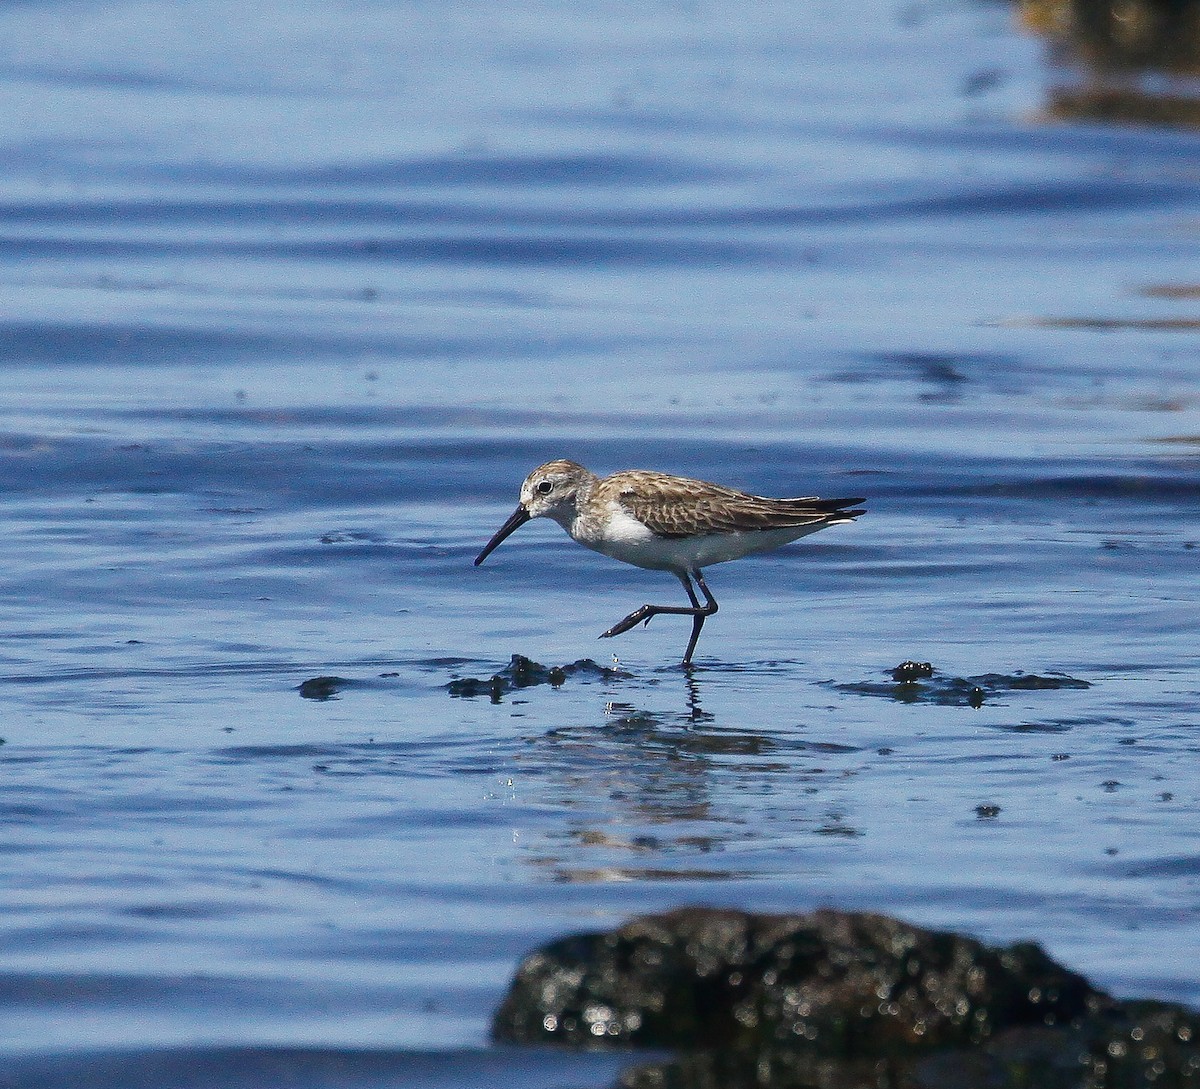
xmin=297 ymin=676 xmax=349 ymax=700
xmin=835 ymin=663 xmax=1091 ymax=707
xmin=494 ymin=907 xmax=1200 ymax=1089
xmin=446 ymin=654 xmax=629 ymax=701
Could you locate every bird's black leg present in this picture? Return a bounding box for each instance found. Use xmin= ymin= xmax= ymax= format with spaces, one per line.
xmin=680 ymin=569 xmax=718 ymax=667
xmin=599 ymin=569 xmax=718 ymax=667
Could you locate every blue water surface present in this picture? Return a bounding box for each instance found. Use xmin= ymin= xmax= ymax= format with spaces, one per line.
xmin=1 ymin=1 xmax=1199 ymax=1086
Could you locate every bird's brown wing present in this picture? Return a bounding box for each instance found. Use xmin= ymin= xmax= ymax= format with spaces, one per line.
xmin=601 ymin=471 xmax=864 ymax=539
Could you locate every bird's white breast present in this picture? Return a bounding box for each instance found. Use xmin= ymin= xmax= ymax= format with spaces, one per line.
xmin=573 ymin=502 xmax=661 ymax=565
xmin=570 ymin=501 xmax=826 ymax=573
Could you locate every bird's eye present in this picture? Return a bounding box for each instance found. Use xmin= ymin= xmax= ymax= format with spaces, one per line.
xmin=536 ymin=480 xmax=553 ymax=494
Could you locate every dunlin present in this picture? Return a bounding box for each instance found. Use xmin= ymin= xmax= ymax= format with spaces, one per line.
xmin=475 ymin=460 xmax=865 ymax=667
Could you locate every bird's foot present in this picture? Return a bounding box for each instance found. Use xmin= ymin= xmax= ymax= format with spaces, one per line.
xmin=599 ymin=606 xmax=655 ymax=639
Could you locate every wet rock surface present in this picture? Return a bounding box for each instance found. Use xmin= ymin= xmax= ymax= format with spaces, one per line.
xmin=495 ymin=908 xmax=1200 ymax=1088
xmin=891 ymin=660 xmax=934 ymax=682
xmin=494 ymin=907 xmax=1096 ymax=1051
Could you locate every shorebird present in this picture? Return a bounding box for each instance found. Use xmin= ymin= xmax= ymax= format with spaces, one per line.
xmin=474 ymin=460 xmax=865 ymax=667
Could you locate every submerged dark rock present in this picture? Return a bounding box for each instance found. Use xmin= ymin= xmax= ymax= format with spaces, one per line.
xmin=495 ymin=907 xmax=1200 ymax=1089
xmin=839 ymin=665 xmax=1090 ymax=707
xmin=447 ymin=654 xmax=628 ymax=701
xmin=297 ymin=675 xmax=348 ymax=700
xmin=615 ymin=1005 xmax=1200 ymax=1089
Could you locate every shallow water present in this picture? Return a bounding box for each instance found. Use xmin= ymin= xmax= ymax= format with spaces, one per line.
xmin=2 ymin=0 xmax=1199 ymax=1085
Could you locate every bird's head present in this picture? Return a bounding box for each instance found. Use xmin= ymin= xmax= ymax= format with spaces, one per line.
xmin=474 ymin=460 xmax=590 ymax=566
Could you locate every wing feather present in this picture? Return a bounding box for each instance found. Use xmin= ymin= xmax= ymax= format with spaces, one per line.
xmin=599 ymin=471 xmax=865 ymax=539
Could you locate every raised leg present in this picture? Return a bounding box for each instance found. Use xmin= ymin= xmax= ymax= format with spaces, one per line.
xmin=599 ymin=570 xmax=718 ymax=667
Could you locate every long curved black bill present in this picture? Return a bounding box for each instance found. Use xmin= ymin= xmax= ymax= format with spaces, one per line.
xmin=474 ymin=504 xmax=531 ymax=566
